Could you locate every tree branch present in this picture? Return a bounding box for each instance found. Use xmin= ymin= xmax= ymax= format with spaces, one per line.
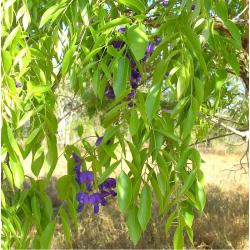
xmin=162 ymin=109 xmax=249 ymax=140
xmin=58 ymin=96 xmax=97 ymax=123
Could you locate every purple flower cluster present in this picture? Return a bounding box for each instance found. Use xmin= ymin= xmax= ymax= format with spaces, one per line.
xmin=73 ymin=152 xmax=117 ymax=214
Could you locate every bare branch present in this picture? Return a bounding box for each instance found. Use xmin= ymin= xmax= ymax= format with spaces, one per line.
xmin=162 ymin=109 xmax=249 ymax=140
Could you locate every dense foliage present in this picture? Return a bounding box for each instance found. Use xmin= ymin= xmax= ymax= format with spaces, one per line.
xmin=1 ymin=0 xmax=249 ymax=249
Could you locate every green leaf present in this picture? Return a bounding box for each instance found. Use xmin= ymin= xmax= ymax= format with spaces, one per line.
xmin=113 ymin=57 xmax=129 ymax=97
xmin=215 ymin=69 xmax=228 ymax=90
xmin=29 ymin=85 xmax=52 ymax=93
xmin=82 ymin=47 xmax=103 ymax=65
xmin=191 ymin=148 xmax=201 ymax=169
xmin=227 ymin=54 xmax=239 ymax=76
xmin=57 ymin=175 xmax=72 ymax=200
xmin=124 ymin=160 xmax=139 ymax=179
xmin=10 ymin=159 xmax=24 ymax=189
xmin=99 ymin=125 xmax=120 ymax=147
xmin=174 ymin=227 xmax=184 ymax=250
xmin=194 ymin=78 xmax=204 ymax=105
xmin=181 ymin=201 xmax=194 ymax=228
xmin=156 ymin=129 xmax=182 ymax=143
xmin=117 ymin=171 xmax=132 ymax=212
xmin=1 ymin=50 xmax=12 ymax=74
xmin=117 ymin=0 xmax=145 ymax=13
xmin=100 ymin=61 xmax=111 ymax=79
xmin=179 ymin=170 xmax=196 ymax=196
xmin=150 ymin=177 xmax=163 ymax=214
xmin=129 ymin=109 xmax=139 ymax=136
xmin=3 ymin=26 xmax=21 ymax=50
xmin=126 ymin=204 xmax=142 ymax=245
xmin=126 ymin=141 xmax=141 ymax=171
xmin=196 ymin=180 xmax=206 ymax=215
xmin=62 ymin=46 xmax=77 ymax=79
xmin=40 ymin=220 xmax=56 ymax=249
xmin=170 ymin=96 xmax=190 ymax=119
xmin=215 ymin=1 xmax=228 ymax=22
xmin=165 ymin=210 xmax=177 ymax=236
xmin=138 ymin=184 xmax=152 ymax=230
xmin=127 ymin=25 xmax=149 ymax=61
xmin=185 ymin=226 xmax=194 ymax=246
xmin=31 ymin=196 xmax=41 ymax=222
xmin=31 ymin=147 xmax=44 ymax=177
xmin=1 ymin=162 xmax=14 ymax=190
xmin=145 ymin=82 xmax=162 ymax=124
xmin=181 ymin=109 xmax=194 ymax=140
xmin=98 ymin=160 xmax=121 ymax=185
xmin=77 ymin=125 xmax=83 ymax=137
xmin=225 ymin=20 xmax=241 ymax=46
xmin=97 ymin=17 xmax=132 ymax=33
xmin=177 ymin=76 xmax=186 ymax=99
xmin=59 ymin=207 xmax=72 ymax=247
xmin=78 ymin=61 xmax=98 ymax=77
xmin=175 ymin=150 xmax=191 ymax=170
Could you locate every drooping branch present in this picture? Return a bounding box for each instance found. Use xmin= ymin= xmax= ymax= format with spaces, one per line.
xmin=162 ymin=109 xmax=249 ymax=140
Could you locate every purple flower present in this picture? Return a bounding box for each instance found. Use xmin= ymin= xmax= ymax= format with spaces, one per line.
xmin=104 ymin=86 xmax=109 ymax=93
xmin=74 ymin=163 xmax=81 ymax=172
xmin=118 ymin=28 xmax=126 ymax=34
xmin=75 ymin=171 xmax=81 ymax=185
xmin=156 ymin=38 xmax=162 ymax=45
xmin=101 ymin=198 xmax=107 ymax=206
xmin=128 ymin=102 xmax=133 ymax=107
xmin=86 ymin=182 xmax=92 ymax=192
xmin=112 ymin=40 xmax=124 ymax=50
xmin=110 ymin=190 xmax=117 ymax=197
xmin=89 ymin=193 xmax=102 ymax=213
xmin=100 ymin=190 xmax=110 ymax=197
xmin=130 ymin=90 xmax=136 ymax=97
xmin=96 ymin=136 xmax=111 ymax=147
xmin=191 ymin=4 xmax=195 ymax=10
xmin=77 ymin=203 xmax=84 ymax=213
xmin=15 ymin=82 xmax=22 ymax=88
xmin=166 ymin=72 xmax=169 ymax=77
xmin=105 ymin=90 xmax=116 ymax=99
xmin=162 ymin=1 xmax=168 ymax=6
xmin=79 ymin=171 xmax=94 ymax=183
xmin=131 ymin=60 xmax=136 ymax=69
xmin=72 ymin=153 xmax=81 ymax=163
xmin=146 ymin=42 xmax=154 ymax=54
xmin=76 ymin=192 xmax=89 ymax=204
xmin=108 ymin=178 xmax=116 ymax=188
xmin=203 ymin=44 xmax=207 ymax=48
xmin=131 ymin=82 xmax=139 ymax=89
xmin=142 ymin=54 xmax=147 ymax=61
xmin=98 ymin=183 xmax=104 ymax=190
xmin=94 ymin=204 xmax=99 ymax=213
xmin=131 ymin=70 xmax=141 ymax=82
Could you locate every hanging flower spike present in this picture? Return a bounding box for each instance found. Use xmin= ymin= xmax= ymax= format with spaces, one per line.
xmin=191 ymin=4 xmax=195 ymax=10
xmin=118 ymin=28 xmax=126 ymax=34
xmin=89 ymin=193 xmax=102 ymax=213
xmin=105 ymin=90 xmax=116 ymax=99
xmin=146 ymin=42 xmax=154 ymax=54
xmin=162 ymin=1 xmax=168 ymax=6
xmin=142 ymin=54 xmax=147 ymax=61
xmin=72 ymin=152 xmax=81 ymax=163
xmin=156 ymin=38 xmax=162 ymax=45
xmin=15 ymin=82 xmax=22 ymax=88
xmin=96 ymin=136 xmax=111 ymax=147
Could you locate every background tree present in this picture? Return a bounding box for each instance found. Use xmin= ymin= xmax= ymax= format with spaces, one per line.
xmin=1 ymin=0 xmax=249 ymax=249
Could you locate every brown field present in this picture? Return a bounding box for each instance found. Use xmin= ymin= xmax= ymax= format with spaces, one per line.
xmin=22 ymin=146 xmax=249 ymax=249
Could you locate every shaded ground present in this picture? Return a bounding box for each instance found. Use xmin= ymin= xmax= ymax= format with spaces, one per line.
xmin=22 ymin=147 xmax=249 ymax=249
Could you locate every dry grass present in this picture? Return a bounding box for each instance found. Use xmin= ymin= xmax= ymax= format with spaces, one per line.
xmin=21 ymin=147 xmax=249 ymax=249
